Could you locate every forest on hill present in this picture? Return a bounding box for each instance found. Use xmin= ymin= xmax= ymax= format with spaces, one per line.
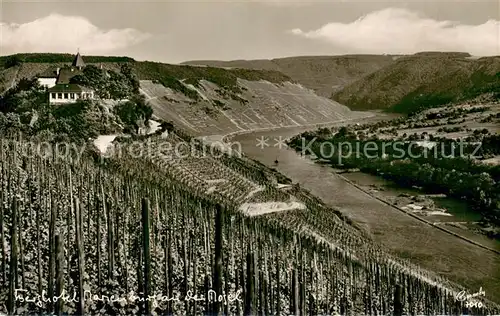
xmin=0 ymin=53 xmax=291 ymax=97
xmin=184 ymin=52 xmax=500 ymax=114
xmin=332 ymin=54 xmax=500 ymax=114
xmin=0 ymin=64 xmax=152 ymax=143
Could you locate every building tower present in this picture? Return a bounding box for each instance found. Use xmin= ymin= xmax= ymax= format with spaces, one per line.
xmin=72 ymin=50 xmax=85 ymax=70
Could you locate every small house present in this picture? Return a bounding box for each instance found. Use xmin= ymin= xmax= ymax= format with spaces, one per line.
xmin=48 ymin=84 xmax=94 ymax=104
xmin=37 ymin=51 xmax=95 ymax=104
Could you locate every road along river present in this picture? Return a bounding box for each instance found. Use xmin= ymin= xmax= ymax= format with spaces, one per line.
xmin=230 ymin=117 xmax=500 ymax=304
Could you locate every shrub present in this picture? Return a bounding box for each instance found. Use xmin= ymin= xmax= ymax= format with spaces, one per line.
xmin=114 ymin=95 xmax=153 ymax=130
xmin=3 ymin=55 xmax=22 ymax=68
xmin=70 ymin=65 xmax=138 ymax=100
xmin=159 ymin=77 xmax=200 ymax=100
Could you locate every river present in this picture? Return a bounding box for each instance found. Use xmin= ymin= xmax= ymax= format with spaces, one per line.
xmin=231 ymin=116 xmax=500 ymax=304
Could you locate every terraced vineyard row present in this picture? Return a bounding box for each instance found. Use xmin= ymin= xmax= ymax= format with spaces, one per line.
xmin=128 ymin=134 xmax=265 ymax=203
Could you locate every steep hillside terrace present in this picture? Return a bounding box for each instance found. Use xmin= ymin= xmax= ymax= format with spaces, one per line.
xmin=108 ymin=132 xmax=494 ymax=310
xmin=181 ymin=54 xmax=397 ymax=98
xmin=140 ymin=79 xmax=366 ymax=136
xmin=127 ymin=133 xmax=268 ymax=203
xmin=2 ymin=136 xmax=490 ymax=314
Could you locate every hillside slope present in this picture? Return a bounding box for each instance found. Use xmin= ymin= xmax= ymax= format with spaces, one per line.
xmin=0 ymin=53 xmax=368 ymax=135
xmin=140 ymin=79 xmax=364 ymax=136
xmin=0 ymin=54 xmax=129 ymax=94
xmin=182 ymin=55 xmax=396 ymax=98
xmin=332 ymin=53 xmax=500 ymax=113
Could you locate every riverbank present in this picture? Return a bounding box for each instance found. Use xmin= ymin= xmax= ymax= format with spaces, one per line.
xmin=230 ymin=121 xmax=500 ymax=304
xmin=335 ymin=170 xmax=500 ymax=255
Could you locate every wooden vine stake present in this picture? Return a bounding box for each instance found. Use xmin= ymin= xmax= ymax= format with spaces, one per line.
xmin=142 ymin=198 xmax=151 ymax=315
xmin=75 ymin=198 xmax=85 ymax=315
xmin=55 ymin=234 xmax=64 ymax=316
xmin=8 ymin=198 xmax=18 ymax=315
xmin=213 ymin=204 xmax=223 ymax=315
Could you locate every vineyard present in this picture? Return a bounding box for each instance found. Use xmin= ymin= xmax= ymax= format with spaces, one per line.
xmin=1 ymin=135 xmax=499 ymax=315
xmin=139 ymin=79 xmax=360 ymax=136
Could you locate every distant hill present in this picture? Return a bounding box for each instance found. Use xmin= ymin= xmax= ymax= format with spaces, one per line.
xmin=185 ymin=52 xmax=500 ymax=114
xmin=182 ymin=55 xmax=396 ymax=98
xmin=332 ymin=53 xmax=500 ymax=114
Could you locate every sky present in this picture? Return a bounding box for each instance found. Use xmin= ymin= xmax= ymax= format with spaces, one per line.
xmin=1 ymin=0 xmax=499 ymax=63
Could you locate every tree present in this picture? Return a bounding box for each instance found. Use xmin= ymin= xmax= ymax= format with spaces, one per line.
xmin=114 ymin=101 xmax=137 ymax=127
xmin=70 ymin=65 xmax=107 ymax=95
xmin=0 ymin=78 xmax=45 ymax=113
xmin=71 ymin=65 xmax=138 ymax=100
xmin=0 ymin=112 xmax=23 ymax=135
xmin=114 ymin=96 xmax=153 ymax=131
xmin=121 ymin=63 xmax=140 ymax=93
xmin=3 ymin=55 xmax=22 ymax=68
xmin=416 ymin=163 xmax=434 ymax=185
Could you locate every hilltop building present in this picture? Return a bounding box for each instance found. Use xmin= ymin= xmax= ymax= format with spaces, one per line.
xmin=72 ymin=52 xmax=85 ymax=70
xmin=48 ymin=84 xmax=95 ymax=104
xmin=37 ymin=51 xmax=95 ymax=104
